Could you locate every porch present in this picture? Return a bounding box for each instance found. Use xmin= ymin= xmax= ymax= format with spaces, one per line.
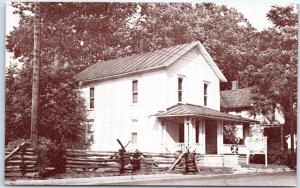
xmin=156 ymin=104 xmax=260 ymax=156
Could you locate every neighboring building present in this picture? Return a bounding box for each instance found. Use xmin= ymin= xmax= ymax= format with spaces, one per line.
xmin=75 ymin=41 xmax=257 ymax=155
xmin=221 ymin=81 xmax=285 ymax=150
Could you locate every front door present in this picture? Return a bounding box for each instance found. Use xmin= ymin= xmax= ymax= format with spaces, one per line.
xmin=205 ymin=119 xmax=218 ymax=154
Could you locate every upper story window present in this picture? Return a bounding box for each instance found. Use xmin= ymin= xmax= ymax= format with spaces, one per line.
xmin=132 ymin=80 xmax=138 ymax=103
xmin=178 ymin=77 xmax=183 ymax=102
xmin=89 ymin=87 xmax=95 ymax=109
xmin=204 ymin=83 xmax=208 ymax=106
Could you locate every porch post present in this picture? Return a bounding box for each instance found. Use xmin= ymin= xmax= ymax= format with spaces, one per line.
xmin=243 ymin=123 xmax=250 ymax=145
xmin=190 ymin=117 xmax=196 ymax=144
xmin=161 ymin=120 xmax=167 ymax=145
xmin=184 ymin=117 xmax=190 ymax=146
xmin=199 ymin=118 xmax=206 ymax=154
xmin=217 ymin=120 xmax=223 ymax=154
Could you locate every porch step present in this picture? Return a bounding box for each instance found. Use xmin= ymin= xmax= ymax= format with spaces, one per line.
xmin=197 ymin=155 xmax=241 ymax=168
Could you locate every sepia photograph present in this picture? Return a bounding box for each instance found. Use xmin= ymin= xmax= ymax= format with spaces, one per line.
xmin=4 ymin=1 xmax=297 ymax=186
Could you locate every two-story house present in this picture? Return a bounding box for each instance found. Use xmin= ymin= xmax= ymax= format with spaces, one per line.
xmin=74 ymin=41 xmax=258 ymax=155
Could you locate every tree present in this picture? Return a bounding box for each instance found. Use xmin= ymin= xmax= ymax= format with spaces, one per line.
xmin=5 ymin=2 xmax=260 ymax=146
xmin=6 ymin=2 xmax=139 ymax=147
xmin=223 ymin=124 xmax=239 ymax=144
xmin=240 ymin=5 xmax=297 ymax=168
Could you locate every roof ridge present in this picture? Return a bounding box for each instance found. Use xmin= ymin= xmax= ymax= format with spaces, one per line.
xmin=182 ymin=103 xmax=199 ymax=114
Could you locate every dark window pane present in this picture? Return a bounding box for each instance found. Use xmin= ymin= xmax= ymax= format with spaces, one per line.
xmin=204 ymin=96 xmax=207 ymax=106
xmin=178 ymin=78 xmax=183 ymax=90
xmin=179 ymin=124 xmax=184 ymax=143
xmin=133 ymin=93 xmax=138 ymax=103
xmin=178 ymin=91 xmax=182 ymax=102
xmin=132 ymin=132 xmax=137 ymax=144
xmin=196 ymin=122 xmax=199 ymax=143
xmin=90 ymin=99 xmax=94 ymax=108
xmin=204 ymin=84 xmax=208 ymax=95
xmin=90 ymin=87 xmax=94 ymax=98
xmin=132 ymin=80 xmax=138 ymax=92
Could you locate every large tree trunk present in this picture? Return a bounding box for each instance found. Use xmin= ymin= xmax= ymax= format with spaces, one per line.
xmin=31 ymin=2 xmax=41 ymax=150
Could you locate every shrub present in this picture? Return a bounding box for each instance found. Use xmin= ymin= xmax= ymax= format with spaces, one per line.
xmin=6 ymin=138 xmax=30 ymax=149
xmin=36 ymin=137 xmax=67 ymax=178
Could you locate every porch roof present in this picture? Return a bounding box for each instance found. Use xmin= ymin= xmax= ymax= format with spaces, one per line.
xmin=155 ymin=103 xmax=259 ymax=123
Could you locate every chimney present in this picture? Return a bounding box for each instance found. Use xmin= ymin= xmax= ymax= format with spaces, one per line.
xmin=232 ymin=80 xmax=238 ymax=90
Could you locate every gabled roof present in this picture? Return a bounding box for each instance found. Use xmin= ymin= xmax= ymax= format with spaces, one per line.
xmin=155 ymin=103 xmax=259 ymax=123
xmin=74 ymin=41 xmax=227 ymax=83
xmin=221 ymin=88 xmax=257 ymax=109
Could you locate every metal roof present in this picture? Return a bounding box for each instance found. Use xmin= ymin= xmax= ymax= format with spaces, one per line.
xmin=155 ymin=103 xmax=259 ymax=123
xmin=74 ymin=41 xmax=227 ymax=83
xmin=221 ymin=87 xmax=257 ymax=109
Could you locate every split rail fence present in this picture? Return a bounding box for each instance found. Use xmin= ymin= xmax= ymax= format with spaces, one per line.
xmin=65 ymin=149 xmax=199 ymax=174
xmin=5 ymin=141 xmax=199 ymax=178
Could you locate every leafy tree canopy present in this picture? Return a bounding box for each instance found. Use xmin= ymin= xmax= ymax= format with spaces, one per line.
xmin=240 ymin=5 xmax=297 ymax=134
xmin=5 ymin=2 xmax=297 ymax=145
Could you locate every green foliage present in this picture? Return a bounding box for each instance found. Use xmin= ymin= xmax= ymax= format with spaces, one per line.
xmin=5 ymin=3 xmax=298 ymax=153
xmin=267 ymin=5 xmax=298 ymax=28
xmin=223 ymin=125 xmax=239 ymax=144
xmin=240 ymin=5 xmax=297 ymax=135
xmin=5 ymin=62 xmax=88 ymax=148
xmin=36 ymin=137 xmax=67 ymax=178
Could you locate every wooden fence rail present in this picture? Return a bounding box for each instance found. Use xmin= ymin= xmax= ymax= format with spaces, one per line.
xmin=5 ymin=147 xmax=200 ymax=178
xmin=65 ymin=149 xmax=199 ymax=174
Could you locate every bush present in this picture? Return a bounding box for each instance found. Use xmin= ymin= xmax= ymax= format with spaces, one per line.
xmin=36 ymin=137 xmax=67 ymax=178
xmin=249 ymin=149 xmax=289 ymax=165
xmin=6 ymin=138 xmax=30 ymax=149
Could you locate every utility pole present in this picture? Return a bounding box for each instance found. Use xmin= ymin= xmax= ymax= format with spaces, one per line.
xmin=289 ymin=74 xmax=295 ymax=169
xmin=31 ymin=2 xmax=41 ymax=150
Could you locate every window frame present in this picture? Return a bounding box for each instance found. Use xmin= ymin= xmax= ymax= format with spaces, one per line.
xmin=204 ymin=82 xmax=209 ymax=106
xmin=132 ymin=80 xmax=138 ymax=103
xmin=178 ymin=77 xmax=183 ymax=102
xmin=89 ymin=87 xmax=95 ymax=109
xmin=131 ymin=132 xmax=138 ymax=144
xmin=178 ymin=123 xmax=184 ymax=143
xmin=85 ymin=119 xmax=94 ymax=144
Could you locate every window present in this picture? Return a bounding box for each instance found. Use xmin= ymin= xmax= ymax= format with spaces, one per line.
xmin=90 ymin=87 xmax=94 ymax=109
xmin=196 ymin=121 xmax=199 ymax=143
xmin=131 ymin=132 xmax=137 ymax=144
xmin=178 ymin=77 xmax=183 ymax=102
xmin=132 ymin=80 xmax=138 ymax=103
xmin=204 ymin=83 xmax=208 ymax=106
xmin=179 ymin=123 xmax=184 ymax=143
xmin=85 ymin=119 xmax=94 ymax=144
xmin=131 ymin=119 xmax=138 ymax=144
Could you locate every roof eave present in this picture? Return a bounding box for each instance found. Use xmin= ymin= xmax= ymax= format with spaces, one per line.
xmin=196 ymin=42 xmax=227 ymax=82
xmin=157 ymin=114 xmax=259 ymax=123
xmin=76 ymin=65 xmax=166 ymax=86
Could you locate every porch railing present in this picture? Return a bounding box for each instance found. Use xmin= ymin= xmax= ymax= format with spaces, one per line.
xmin=170 ymin=143 xmax=204 ymax=153
xmin=222 ymin=144 xmax=248 ymax=155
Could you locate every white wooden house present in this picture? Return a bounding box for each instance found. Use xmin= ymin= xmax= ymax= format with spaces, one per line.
xmin=75 ymin=41 xmax=258 ymax=158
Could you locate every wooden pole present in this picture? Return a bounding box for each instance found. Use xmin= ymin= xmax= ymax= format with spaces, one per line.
xmin=31 ymin=2 xmax=41 ymax=150
xmin=289 ymin=75 xmax=295 ymax=169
